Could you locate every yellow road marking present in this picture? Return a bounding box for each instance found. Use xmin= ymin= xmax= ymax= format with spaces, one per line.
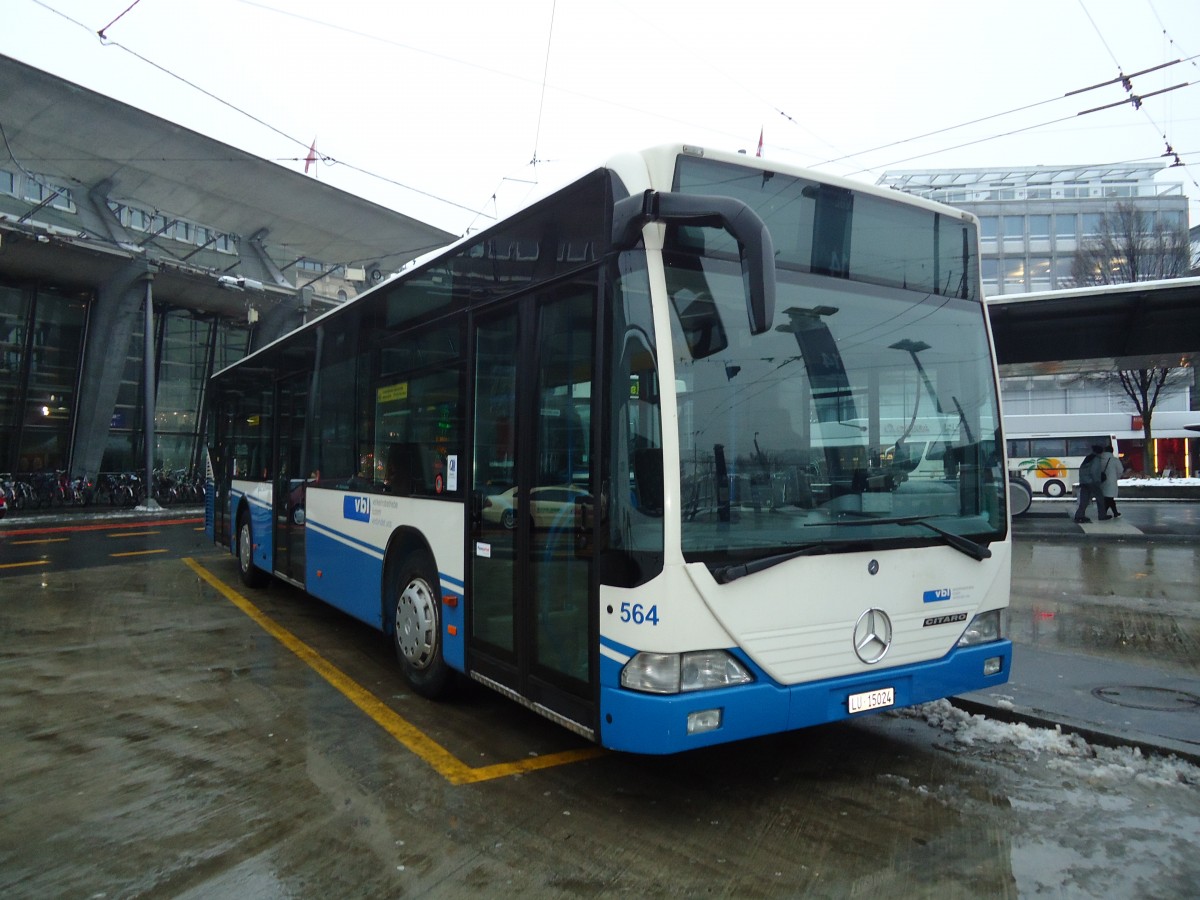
xmin=108 ymin=530 xmax=160 ymax=538
xmin=11 ymin=538 xmax=70 ymax=545
xmin=0 ymin=559 xmax=48 ymax=570
xmin=182 ymin=557 xmax=605 ymax=784
xmin=111 ymin=549 xmax=170 ymax=558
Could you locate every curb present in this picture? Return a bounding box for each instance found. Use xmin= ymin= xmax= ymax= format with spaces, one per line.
xmin=948 ymin=696 xmax=1200 ymax=766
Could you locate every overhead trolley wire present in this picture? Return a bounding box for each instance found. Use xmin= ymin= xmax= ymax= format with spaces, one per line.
xmin=96 ymin=0 xmax=144 ymax=40
xmin=529 ymin=0 xmax=558 ymax=170
xmin=819 ymin=53 xmax=1198 ymax=172
xmin=22 ymin=0 xmax=1200 ymax=226
xmin=27 ymin=0 xmax=494 ymax=231
xmin=1075 ymin=0 xmax=1199 ymax=193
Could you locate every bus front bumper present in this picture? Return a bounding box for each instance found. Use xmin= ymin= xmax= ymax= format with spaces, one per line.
xmin=597 ymin=640 xmax=1012 ymax=754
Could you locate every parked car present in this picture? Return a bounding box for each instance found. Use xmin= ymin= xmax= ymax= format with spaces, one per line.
xmin=482 ymin=484 xmax=590 ymax=530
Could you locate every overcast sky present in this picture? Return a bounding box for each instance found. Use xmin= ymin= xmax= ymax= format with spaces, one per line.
xmin=5 ymin=0 xmax=1199 ymax=238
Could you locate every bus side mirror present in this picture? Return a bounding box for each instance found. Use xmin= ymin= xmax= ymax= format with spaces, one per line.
xmin=611 ymin=190 xmax=776 ymax=334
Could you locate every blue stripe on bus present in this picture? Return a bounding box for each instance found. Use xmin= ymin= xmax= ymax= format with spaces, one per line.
xmin=300 ymin=520 xmax=467 ymax=674
xmin=306 ymin=519 xmax=385 ymax=560
xmin=597 ymin=640 xmax=1012 ymax=754
xmin=599 ymin=635 xmax=636 ymax=659
xmin=305 ymin=526 xmax=384 ymax=627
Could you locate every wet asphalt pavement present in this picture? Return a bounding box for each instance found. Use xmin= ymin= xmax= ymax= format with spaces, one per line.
xmin=2 ymin=498 xmax=1197 ymax=765
xmin=0 ymin=500 xmax=1197 ymax=896
xmin=987 ymin=498 xmax=1200 ymax=762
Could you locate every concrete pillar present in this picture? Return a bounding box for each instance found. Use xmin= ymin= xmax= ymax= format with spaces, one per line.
xmin=71 ymin=260 xmax=156 ymax=479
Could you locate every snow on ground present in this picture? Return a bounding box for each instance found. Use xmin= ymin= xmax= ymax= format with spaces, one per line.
xmin=1119 ymin=477 xmax=1199 ymax=486
xmin=898 ymin=699 xmax=1200 ymax=788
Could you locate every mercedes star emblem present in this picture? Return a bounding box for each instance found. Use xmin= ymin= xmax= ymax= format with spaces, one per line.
xmin=853 ymin=608 xmax=893 ymax=664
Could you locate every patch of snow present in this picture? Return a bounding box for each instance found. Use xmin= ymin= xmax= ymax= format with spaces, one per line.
xmin=1119 ymin=477 xmax=1199 ymax=486
xmin=899 ymin=699 xmax=1200 ymax=787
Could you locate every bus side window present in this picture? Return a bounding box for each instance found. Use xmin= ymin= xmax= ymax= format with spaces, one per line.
xmin=384 ymin=443 xmax=424 ymax=496
xmin=602 ymin=253 xmax=665 ymax=587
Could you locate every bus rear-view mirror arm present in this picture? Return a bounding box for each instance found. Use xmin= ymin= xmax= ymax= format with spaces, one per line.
xmin=611 ymin=190 xmax=776 ymax=335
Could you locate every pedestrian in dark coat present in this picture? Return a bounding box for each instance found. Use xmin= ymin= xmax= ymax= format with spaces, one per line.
xmin=1098 ymin=443 xmax=1122 ymax=519
xmin=1074 ymin=444 xmax=1104 ymax=524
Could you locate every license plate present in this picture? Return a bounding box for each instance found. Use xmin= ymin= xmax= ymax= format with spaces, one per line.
xmin=848 ymin=687 xmax=894 ymax=714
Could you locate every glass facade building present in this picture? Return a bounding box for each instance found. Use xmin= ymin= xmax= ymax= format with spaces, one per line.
xmin=0 ymin=54 xmax=455 ymax=486
xmin=879 ymin=164 xmax=1189 ymax=295
xmin=100 ymin=310 xmax=251 ymax=475
xmin=0 ymin=276 xmax=252 ymax=476
xmin=0 ymin=282 xmax=89 ymax=472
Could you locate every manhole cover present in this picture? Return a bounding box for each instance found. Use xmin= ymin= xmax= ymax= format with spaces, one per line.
xmin=1091 ymin=685 xmax=1200 ymax=712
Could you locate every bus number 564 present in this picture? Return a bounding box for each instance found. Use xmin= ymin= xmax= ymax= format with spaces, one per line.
xmin=620 ymin=602 xmax=660 ymax=626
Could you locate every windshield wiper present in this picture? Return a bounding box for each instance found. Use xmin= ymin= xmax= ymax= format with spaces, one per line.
xmin=710 ymin=513 xmax=991 ymax=584
xmin=710 ymin=542 xmax=857 ymax=583
xmin=830 ymin=514 xmax=992 ymax=561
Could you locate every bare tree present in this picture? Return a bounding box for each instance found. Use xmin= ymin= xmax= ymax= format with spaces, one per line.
xmin=1070 ymin=204 xmax=1191 ymax=469
xmin=1070 ymin=203 xmax=1190 ymax=286
xmin=1115 ymin=369 xmax=1185 ymax=463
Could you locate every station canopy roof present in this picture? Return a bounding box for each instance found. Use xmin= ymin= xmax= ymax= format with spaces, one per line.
xmin=0 ymin=54 xmax=454 ymax=278
xmin=986 ymin=276 xmax=1200 ymax=376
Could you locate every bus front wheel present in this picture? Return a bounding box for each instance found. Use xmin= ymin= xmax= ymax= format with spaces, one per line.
xmin=237 ymin=511 xmax=269 ymax=588
xmin=391 ymin=550 xmax=451 ymax=699
xmin=1043 ymin=479 xmax=1066 ymax=498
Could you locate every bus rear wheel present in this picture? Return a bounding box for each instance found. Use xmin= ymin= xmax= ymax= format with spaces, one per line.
xmin=237 ymin=511 xmax=269 ymax=588
xmin=1043 ymin=479 xmax=1066 ymax=498
xmin=391 ymin=550 xmax=451 ymax=698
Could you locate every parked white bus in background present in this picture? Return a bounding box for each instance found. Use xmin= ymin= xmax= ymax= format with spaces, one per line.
xmin=1007 ymin=434 xmax=1119 ymax=497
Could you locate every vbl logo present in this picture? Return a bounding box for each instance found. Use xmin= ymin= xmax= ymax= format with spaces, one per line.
xmin=344 ymin=495 xmax=371 ymax=522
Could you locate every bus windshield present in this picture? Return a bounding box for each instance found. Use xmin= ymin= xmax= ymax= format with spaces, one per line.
xmin=667 ymin=159 xmax=1004 ymax=565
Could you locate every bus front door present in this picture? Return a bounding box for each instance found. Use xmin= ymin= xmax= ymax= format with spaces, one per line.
xmin=274 ymin=373 xmax=307 ymax=585
xmin=470 ymin=286 xmax=597 ymax=735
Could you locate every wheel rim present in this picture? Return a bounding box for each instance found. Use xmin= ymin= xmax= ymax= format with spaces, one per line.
xmin=239 ymin=521 xmax=252 ymax=572
xmin=395 ymin=576 xmax=437 ymax=670
xmin=501 ymin=508 xmax=516 ymax=529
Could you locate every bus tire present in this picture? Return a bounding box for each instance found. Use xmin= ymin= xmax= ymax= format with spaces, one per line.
xmin=1008 ymin=474 xmax=1033 ymax=517
xmin=1043 ymin=479 xmax=1066 ymax=498
xmin=237 ymin=510 xmax=270 ymax=588
xmin=390 ymin=549 xmax=451 ymax=698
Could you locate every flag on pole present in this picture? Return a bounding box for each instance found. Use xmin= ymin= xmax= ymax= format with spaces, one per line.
xmin=756 ymin=128 xmax=763 ymax=158
xmin=304 ymin=139 xmax=318 ymax=175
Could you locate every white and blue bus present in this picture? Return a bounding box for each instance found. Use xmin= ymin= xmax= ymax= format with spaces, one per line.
xmin=206 ymin=144 xmax=1012 ymax=754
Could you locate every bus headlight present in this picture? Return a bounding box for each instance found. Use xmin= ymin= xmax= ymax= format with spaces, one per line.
xmin=621 ymin=650 xmax=754 ymax=694
xmin=957 ymin=609 xmax=1008 ymax=646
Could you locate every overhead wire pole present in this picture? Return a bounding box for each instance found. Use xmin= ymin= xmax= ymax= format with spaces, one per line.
xmin=529 ymin=0 xmax=558 ymax=173
xmin=141 ymin=267 xmax=160 ymax=509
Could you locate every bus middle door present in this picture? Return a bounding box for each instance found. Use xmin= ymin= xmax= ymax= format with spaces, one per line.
xmin=274 ymin=372 xmax=308 ymax=585
xmin=469 ymin=284 xmax=597 ymax=735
